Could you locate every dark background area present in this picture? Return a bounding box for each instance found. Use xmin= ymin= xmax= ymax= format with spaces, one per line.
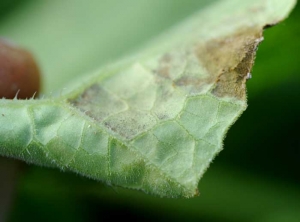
xmin=0 ymin=0 xmax=299 ymax=221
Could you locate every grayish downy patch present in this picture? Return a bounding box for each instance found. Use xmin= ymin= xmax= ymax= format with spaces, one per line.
xmin=70 ymin=84 xmax=128 ymax=122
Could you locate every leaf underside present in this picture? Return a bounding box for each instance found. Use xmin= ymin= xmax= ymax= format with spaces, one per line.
xmin=0 ymin=0 xmax=295 ymax=197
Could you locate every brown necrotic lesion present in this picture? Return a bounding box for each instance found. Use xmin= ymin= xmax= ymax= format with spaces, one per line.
xmin=196 ymin=28 xmax=263 ymax=100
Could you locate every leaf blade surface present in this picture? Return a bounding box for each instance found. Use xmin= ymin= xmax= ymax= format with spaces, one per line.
xmin=0 ymin=0 xmax=296 ymax=197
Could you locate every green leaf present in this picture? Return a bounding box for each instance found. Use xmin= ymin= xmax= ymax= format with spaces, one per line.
xmin=0 ymin=0 xmax=295 ymax=197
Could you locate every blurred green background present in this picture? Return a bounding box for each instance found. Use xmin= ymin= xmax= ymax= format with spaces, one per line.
xmin=0 ymin=0 xmax=299 ymax=221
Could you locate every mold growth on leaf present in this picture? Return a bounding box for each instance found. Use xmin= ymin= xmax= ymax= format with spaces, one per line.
xmin=70 ymin=28 xmax=265 ymax=141
xmin=70 ymin=84 xmax=128 ymax=122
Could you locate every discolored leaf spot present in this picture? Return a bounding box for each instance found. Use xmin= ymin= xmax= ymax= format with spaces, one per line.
xmin=196 ymin=28 xmax=263 ymax=100
xmin=0 ymin=38 xmax=41 ymax=99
